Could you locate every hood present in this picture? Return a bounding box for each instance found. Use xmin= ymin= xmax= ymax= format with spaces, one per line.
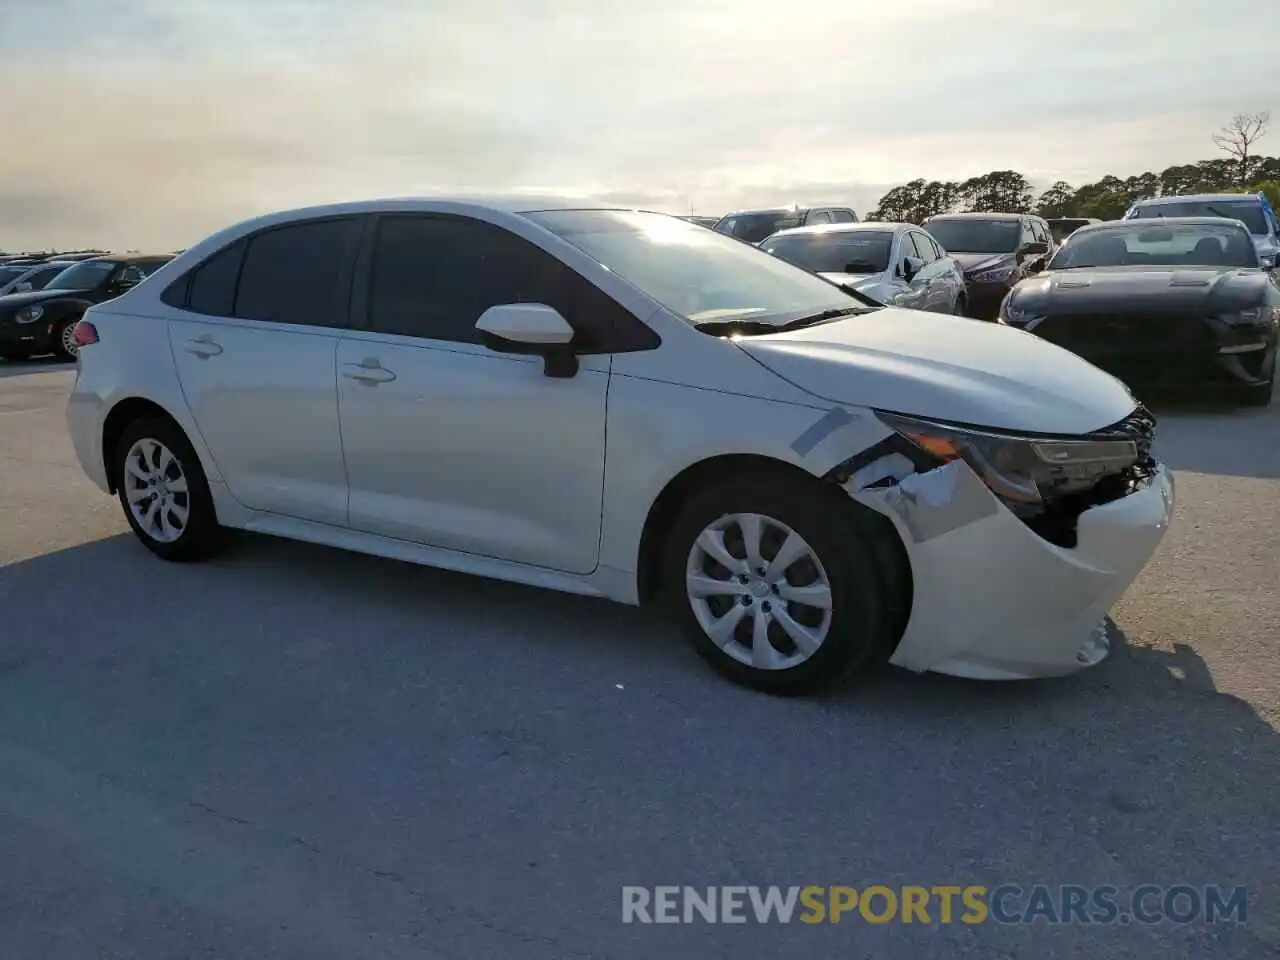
xmin=951 ymin=252 xmax=1016 ymax=273
xmin=736 ymin=308 xmax=1135 ymax=435
xmin=1007 ymin=267 xmax=1269 ymax=314
xmin=0 ymin=287 xmax=89 ymax=311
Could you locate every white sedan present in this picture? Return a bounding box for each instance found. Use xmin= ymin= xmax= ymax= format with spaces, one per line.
xmin=760 ymin=221 xmax=970 ymax=315
xmin=66 ymin=198 xmax=1173 ymax=693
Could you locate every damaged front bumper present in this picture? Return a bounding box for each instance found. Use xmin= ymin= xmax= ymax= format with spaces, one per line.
xmin=848 ymin=457 xmax=1174 ymax=680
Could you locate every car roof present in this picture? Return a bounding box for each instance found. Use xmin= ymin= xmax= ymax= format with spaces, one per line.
xmin=74 ymin=253 xmax=176 ymax=264
xmin=1132 ymin=193 xmax=1262 ymax=205
xmin=765 ymin=221 xmax=903 ymax=239
xmin=925 ymin=211 xmax=1027 ymax=221
xmin=1069 ymin=216 xmax=1254 ymax=235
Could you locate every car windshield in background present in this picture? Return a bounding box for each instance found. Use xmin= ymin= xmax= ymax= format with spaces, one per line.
xmin=1130 ymin=200 xmax=1267 ymax=235
xmin=925 ymin=219 xmax=1020 ymax=254
xmin=527 ymin=209 xmax=859 ymax=328
xmin=45 ymin=260 xmax=118 ymax=290
xmin=1050 ymin=223 xmax=1258 ymax=269
xmin=1049 ymin=220 xmax=1091 ymax=243
xmin=715 ymin=212 xmax=803 ymax=244
xmin=760 ymin=231 xmax=893 ymax=274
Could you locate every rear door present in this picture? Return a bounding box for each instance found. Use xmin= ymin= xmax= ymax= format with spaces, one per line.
xmin=166 ymin=216 xmax=363 ymax=525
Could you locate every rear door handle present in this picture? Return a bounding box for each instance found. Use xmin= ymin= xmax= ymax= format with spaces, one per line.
xmin=183 ymin=337 xmax=222 ymax=358
xmin=342 ymin=361 xmax=396 ymax=384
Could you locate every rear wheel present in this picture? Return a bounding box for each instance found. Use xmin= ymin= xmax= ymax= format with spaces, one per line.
xmin=53 ymin=317 xmax=80 ymax=361
xmin=663 ymin=473 xmax=898 ymax=695
xmin=114 ymin=417 xmax=225 ymax=562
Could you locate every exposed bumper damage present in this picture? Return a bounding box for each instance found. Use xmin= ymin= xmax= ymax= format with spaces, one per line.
xmin=833 ymin=433 xmax=1175 ymax=680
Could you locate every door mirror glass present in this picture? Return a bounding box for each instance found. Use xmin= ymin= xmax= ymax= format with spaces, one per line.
xmin=14 ymin=281 xmax=32 ymax=293
xmin=475 ymin=303 xmax=578 ymax=378
xmin=901 ymin=256 xmax=924 ymax=280
xmin=1022 ymin=240 xmax=1049 ymax=256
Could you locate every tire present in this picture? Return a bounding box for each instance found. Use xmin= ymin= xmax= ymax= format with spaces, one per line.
xmin=1240 ymin=377 xmax=1273 ymax=407
xmin=662 ymin=472 xmax=899 ymax=695
xmin=113 ymin=416 xmax=225 ymax=562
xmin=953 ymin=295 xmax=967 ymax=317
xmin=52 ymin=317 xmax=80 ymax=361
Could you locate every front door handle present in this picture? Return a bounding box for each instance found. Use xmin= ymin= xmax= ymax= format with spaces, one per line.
xmin=342 ymin=361 xmax=396 ymax=385
xmin=183 ymin=337 xmax=222 ymax=358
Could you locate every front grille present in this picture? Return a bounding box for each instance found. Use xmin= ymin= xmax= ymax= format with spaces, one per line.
xmin=1035 ymin=314 xmax=1214 ymax=352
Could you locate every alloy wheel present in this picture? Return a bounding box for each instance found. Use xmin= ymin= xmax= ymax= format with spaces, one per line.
xmin=685 ymin=512 xmax=833 ymax=670
xmin=60 ymin=322 xmax=79 ymax=357
xmin=122 ymin=438 xmax=190 ymax=543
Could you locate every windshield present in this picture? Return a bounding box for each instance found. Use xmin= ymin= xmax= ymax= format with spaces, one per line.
xmin=1048 ymin=220 xmax=1091 ymax=244
xmin=45 ymin=259 xmax=119 ymax=291
xmin=714 ymin=212 xmax=803 ymax=244
xmin=924 ymin=219 xmax=1021 ymax=255
xmin=759 ymin=231 xmax=893 ymax=274
xmin=1130 ymin=199 xmax=1267 ymax=235
xmin=1049 ymin=222 xmax=1258 ymax=269
xmin=527 ymin=210 xmax=860 ymax=328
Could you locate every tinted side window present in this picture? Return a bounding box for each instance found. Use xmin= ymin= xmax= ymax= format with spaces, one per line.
xmin=1030 ymin=221 xmax=1049 ymax=245
xmin=367 ymin=215 xmax=644 ymax=350
xmin=831 ymin=209 xmax=856 ymax=223
xmin=233 ymin=219 xmax=359 ymax=326
xmin=806 ymin=210 xmax=833 ymax=225
xmin=185 ymin=241 xmax=246 ymax=316
xmin=1020 ymin=222 xmax=1036 ymax=246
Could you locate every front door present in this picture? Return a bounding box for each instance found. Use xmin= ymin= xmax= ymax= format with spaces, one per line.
xmin=167 ymin=217 xmax=362 ymax=525
xmin=337 ymin=214 xmax=610 ymax=575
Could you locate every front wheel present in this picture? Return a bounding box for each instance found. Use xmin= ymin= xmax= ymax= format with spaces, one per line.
xmin=114 ymin=417 xmax=226 ymax=562
xmin=664 ymin=474 xmax=898 ymax=695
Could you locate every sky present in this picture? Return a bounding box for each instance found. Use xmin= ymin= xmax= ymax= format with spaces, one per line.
xmin=0 ymin=0 xmax=1276 ymax=251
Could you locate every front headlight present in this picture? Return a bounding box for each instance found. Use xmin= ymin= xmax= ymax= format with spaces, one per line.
xmin=15 ymin=305 xmax=44 ymax=324
xmin=999 ymin=301 xmax=1044 ymax=327
xmin=970 ymin=261 xmax=1017 ymax=283
xmin=876 ymin=411 xmax=1141 ymax=510
xmin=1220 ymin=306 xmax=1277 ymax=327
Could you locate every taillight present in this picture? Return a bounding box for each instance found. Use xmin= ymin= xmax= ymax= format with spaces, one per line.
xmin=73 ymin=320 xmax=99 ymax=348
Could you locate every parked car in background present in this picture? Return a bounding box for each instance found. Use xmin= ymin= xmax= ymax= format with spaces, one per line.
xmin=759 ymin=221 xmax=968 ymax=315
xmin=0 ymin=263 xmax=33 ymax=291
xmin=714 ymin=205 xmax=859 ymax=244
xmin=0 ymin=254 xmax=172 ymax=361
xmin=681 ymin=216 xmax=720 ymax=229
xmin=999 ymin=217 xmax=1277 ymax=406
xmin=922 ymin=212 xmax=1054 ymax=319
xmin=67 ymin=198 xmax=1172 ymax=694
xmin=1047 ymin=217 xmax=1102 ymax=244
xmin=1123 ymin=192 xmax=1280 ymax=269
xmin=0 ymin=260 xmax=77 ymax=296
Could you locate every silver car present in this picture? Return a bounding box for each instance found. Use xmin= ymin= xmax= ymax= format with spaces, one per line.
xmin=760 ymin=222 xmax=970 ymax=315
xmin=66 ymin=197 xmax=1172 ymax=694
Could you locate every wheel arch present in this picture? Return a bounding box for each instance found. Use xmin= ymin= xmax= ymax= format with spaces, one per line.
xmin=100 ymin=397 xmax=187 ymax=493
xmin=635 ymin=453 xmax=913 ymax=646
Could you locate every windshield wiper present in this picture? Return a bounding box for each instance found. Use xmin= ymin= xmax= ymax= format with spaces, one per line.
xmin=693 ymin=307 xmax=870 ymax=337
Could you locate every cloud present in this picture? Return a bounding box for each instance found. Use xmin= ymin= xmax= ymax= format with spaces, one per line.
xmin=0 ymin=0 xmax=1275 ymax=249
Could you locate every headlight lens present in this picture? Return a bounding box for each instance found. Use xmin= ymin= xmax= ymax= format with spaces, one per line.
xmin=970 ymin=261 xmax=1017 ymax=283
xmin=876 ymin=411 xmax=1140 ymax=510
xmin=1219 ymin=306 xmax=1274 ymax=326
xmin=15 ymin=305 xmax=44 ymax=324
xmin=999 ymin=301 xmax=1043 ymax=327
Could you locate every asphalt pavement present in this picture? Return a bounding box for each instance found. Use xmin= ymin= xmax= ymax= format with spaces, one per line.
xmin=0 ymin=358 xmax=1276 ymax=959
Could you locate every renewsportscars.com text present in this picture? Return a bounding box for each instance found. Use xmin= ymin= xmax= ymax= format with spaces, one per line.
xmin=621 ymin=885 xmax=1248 ymax=926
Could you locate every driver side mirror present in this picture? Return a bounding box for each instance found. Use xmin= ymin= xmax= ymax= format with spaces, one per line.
xmin=475 ymin=303 xmax=579 ymax=378
xmin=901 ymin=256 xmax=924 ymax=281
xmin=1021 ymin=240 xmax=1049 ymax=259
xmin=13 ymin=281 xmax=32 ymax=293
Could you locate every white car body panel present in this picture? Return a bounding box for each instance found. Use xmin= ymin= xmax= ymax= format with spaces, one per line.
xmin=168 ymin=317 xmax=349 ymax=526
xmin=336 ymin=333 xmax=609 ymax=575
xmin=67 ymin=195 xmax=1174 ymax=684
xmin=738 ymin=307 xmax=1137 ymax=434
